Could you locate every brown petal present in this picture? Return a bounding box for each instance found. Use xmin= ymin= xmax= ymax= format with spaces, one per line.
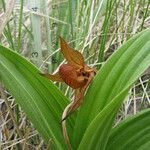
xmin=59 ymin=37 xmax=84 ymax=69
xmin=39 ymin=72 xmax=63 ymax=82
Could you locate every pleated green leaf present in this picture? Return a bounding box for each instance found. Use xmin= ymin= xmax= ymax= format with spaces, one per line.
xmin=106 ymin=109 xmax=150 ymax=150
xmin=0 ymin=47 xmax=74 ymax=149
xmin=78 ymin=88 xmax=130 ymax=150
xmin=73 ymin=29 xmax=150 ymax=149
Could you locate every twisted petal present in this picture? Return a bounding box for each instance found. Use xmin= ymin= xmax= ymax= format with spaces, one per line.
xmin=39 ymin=72 xmax=63 ymax=82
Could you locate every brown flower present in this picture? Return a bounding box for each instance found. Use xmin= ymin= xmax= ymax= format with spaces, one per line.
xmin=40 ymin=37 xmax=96 ymax=120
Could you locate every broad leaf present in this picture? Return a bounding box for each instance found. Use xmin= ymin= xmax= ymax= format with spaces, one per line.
xmin=106 ymin=109 xmax=150 ymax=150
xmin=0 ymin=47 xmax=74 ymax=149
xmin=73 ymin=29 xmax=150 ymax=148
xmin=78 ymin=88 xmax=130 ymax=150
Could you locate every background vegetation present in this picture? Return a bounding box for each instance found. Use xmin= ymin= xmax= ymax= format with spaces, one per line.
xmin=0 ymin=0 xmax=150 ymax=149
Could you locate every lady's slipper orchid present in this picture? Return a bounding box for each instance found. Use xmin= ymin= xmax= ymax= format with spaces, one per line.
xmin=40 ymin=37 xmax=96 ymax=121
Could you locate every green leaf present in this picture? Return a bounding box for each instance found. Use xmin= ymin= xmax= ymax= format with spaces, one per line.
xmin=106 ymin=109 xmax=150 ymax=150
xmin=73 ymin=29 xmax=150 ymax=149
xmin=78 ymin=88 xmax=130 ymax=150
xmin=0 ymin=46 xmax=74 ymax=149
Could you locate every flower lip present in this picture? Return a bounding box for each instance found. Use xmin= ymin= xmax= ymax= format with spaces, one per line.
xmin=59 ymin=64 xmax=88 ymax=89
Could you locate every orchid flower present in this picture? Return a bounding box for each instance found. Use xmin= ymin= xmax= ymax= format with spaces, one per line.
xmin=41 ymin=37 xmax=96 ymax=121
